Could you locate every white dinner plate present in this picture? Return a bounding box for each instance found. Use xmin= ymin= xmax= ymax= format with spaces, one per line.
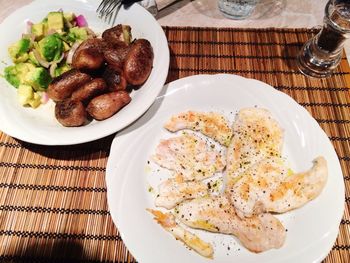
xmin=106 ymin=74 xmax=344 ymax=263
xmin=0 ymin=0 xmax=169 ymax=145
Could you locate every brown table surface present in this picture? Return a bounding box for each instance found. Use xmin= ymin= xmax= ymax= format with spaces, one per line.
xmin=0 ymin=27 xmax=349 ymax=262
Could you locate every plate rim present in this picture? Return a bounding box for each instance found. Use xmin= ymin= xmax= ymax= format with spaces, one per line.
xmin=106 ymin=73 xmax=345 ymax=263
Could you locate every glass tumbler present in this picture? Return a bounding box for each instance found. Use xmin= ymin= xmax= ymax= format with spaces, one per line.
xmin=218 ymin=0 xmax=259 ymax=20
xmin=297 ymin=0 xmax=350 ymax=78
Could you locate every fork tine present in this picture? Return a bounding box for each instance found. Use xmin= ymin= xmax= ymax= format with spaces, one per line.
xmin=97 ymin=0 xmax=113 ymax=14
xmin=104 ymin=1 xmax=121 ymax=23
xmin=101 ymin=0 xmax=116 ymax=16
xmin=97 ymin=0 xmax=122 ymax=24
xmin=111 ymin=3 xmax=122 ymax=25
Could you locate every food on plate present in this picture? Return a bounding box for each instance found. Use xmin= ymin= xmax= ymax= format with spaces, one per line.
xmin=152 ymin=133 xmax=226 ymax=181
xmin=50 ymin=24 xmax=153 ymax=126
xmin=103 ymin=45 xmax=130 ymax=72
xmin=124 ymin=39 xmax=154 ymax=85
xmin=155 ymin=176 xmax=208 ymax=209
xmin=55 ymin=99 xmax=87 ymax=127
xmin=230 ymin=156 xmax=328 ymax=218
xmin=3 ymin=10 xmax=95 ymax=108
xmin=176 ymin=196 xmax=286 ymax=253
xmin=71 ymin=78 xmax=107 ymax=104
xmin=47 ymin=69 xmax=92 ymax=101
xmin=164 ymin=111 xmax=233 ymax=146
xmin=102 ymin=24 xmax=132 ymax=46
xmin=17 ymin=84 xmax=42 ymax=108
xmin=225 ymin=108 xmax=284 ymax=194
xmin=4 ymin=13 xmax=155 ymax=127
xmin=148 ymin=209 xmax=214 ymax=259
xmin=86 ymin=91 xmax=131 ymax=121
xmin=148 ymin=109 xmax=328 ymax=258
xmin=72 ymin=47 xmax=105 ymax=71
xmin=102 ymin=66 xmax=127 ymax=91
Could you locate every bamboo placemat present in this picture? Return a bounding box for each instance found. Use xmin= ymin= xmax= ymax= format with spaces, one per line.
xmin=0 ymin=27 xmax=349 ymax=262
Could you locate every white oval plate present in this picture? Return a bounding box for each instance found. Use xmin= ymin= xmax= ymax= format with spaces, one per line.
xmin=0 ymin=0 xmax=169 ymax=145
xmin=106 ymin=74 xmax=344 ymax=263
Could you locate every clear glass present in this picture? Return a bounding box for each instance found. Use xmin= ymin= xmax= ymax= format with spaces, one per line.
xmin=218 ymin=0 xmax=259 ymax=20
xmin=297 ymin=0 xmax=350 ymax=78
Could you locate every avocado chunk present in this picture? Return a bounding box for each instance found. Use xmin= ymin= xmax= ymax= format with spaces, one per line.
xmin=17 ymin=84 xmax=41 ymax=108
xmin=54 ymin=63 xmax=72 ymax=77
xmin=47 ymin=12 xmax=64 ymax=31
xmin=4 ymin=65 xmax=20 ymax=88
xmin=63 ymin=12 xmax=75 ymax=23
xmin=4 ymin=63 xmax=36 ymax=88
xmin=66 ymin=27 xmax=88 ymax=44
xmin=31 ymin=23 xmax=45 ymax=39
xmin=24 ymin=67 xmax=52 ymax=91
xmin=38 ymin=33 xmax=63 ymax=62
xmin=8 ymin=38 xmax=31 ymax=63
xmin=28 ymin=51 xmax=40 ymax=66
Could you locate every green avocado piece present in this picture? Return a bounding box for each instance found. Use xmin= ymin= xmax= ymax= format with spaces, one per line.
xmin=8 ymin=38 xmax=31 ymax=63
xmin=24 ymin=67 xmax=52 ymax=91
xmin=63 ymin=12 xmax=75 ymax=22
xmin=55 ymin=63 xmax=71 ymax=77
xmin=17 ymin=84 xmax=34 ymax=105
xmin=47 ymin=12 xmax=64 ymax=31
xmin=31 ymin=23 xmax=45 ymax=39
xmin=3 ymin=63 xmax=36 ymax=88
xmin=66 ymin=27 xmax=88 ymax=43
xmin=17 ymin=84 xmax=42 ymax=108
xmin=4 ymin=65 xmax=20 ymax=88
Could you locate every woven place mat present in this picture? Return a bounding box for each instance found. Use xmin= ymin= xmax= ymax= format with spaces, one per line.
xmin=0 ymin=27 xmax=349 ymax=262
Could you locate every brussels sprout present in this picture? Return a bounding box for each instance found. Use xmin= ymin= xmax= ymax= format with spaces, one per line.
xmin=24 ymin=67 xmax=52 ymax=91
xmin=38 ymin=34 xmax=63 ymax=62
xmin=54 ymin=63 xmax=72 ymax=77
xmin=8 ymin=38 xmax=31 ymax=63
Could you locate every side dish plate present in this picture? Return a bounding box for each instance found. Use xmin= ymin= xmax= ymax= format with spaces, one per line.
xmin=0 ymin=0 xmax=169 ymax=145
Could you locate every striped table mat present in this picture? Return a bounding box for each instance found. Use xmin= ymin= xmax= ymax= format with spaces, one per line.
xmin=0 ymin=27 xmax=349 ymax=262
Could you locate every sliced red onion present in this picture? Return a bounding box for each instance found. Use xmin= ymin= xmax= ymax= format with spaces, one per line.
xmin=40 ymin=92 xmax=49 ymax=104
xmin=76 ymin=15 xmax=88 ymax=27
xmin=49 ymin=62 xmax=57 ymax=78
xmin=58 ymin=8 xmax=63 ymax=12
xmin=26 ymin=21 xmax=33 ymax=34
xmin=66 ymin=42 xmax=80 ymax=64
xmin=50 ymin=52 xmax=65 ymax=65
xmin=33 ymin=49 xmax=50 ymax=68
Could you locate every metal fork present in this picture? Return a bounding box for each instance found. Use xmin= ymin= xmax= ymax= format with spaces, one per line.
xmin=97 ymin=0 xmax=142 ymax=25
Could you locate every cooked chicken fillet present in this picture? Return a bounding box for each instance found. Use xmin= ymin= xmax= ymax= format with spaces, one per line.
xmin=230 ymin=156 xmax=328 ymax=218
xmin=148 ymin=209 xmax=214 ymax=258
xmin=155 ymin=177 xmax=209 ymax=209
xmin=164 ymin=111 xmax=233 ymax=146
xmin=226 ymin=108 xmax=284 ymax=194
xmin=176 ymin=196 xmax=286 ymax=253
xmin=152 ymin=133 xmax=226 ymax=181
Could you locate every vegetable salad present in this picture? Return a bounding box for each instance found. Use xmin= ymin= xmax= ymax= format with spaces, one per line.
xmin=4 ymin=11 xmax=95 ymax=108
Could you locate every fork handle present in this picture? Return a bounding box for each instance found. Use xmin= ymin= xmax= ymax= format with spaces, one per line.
xmin=121 ymin=0 xmax=143 ymax=5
